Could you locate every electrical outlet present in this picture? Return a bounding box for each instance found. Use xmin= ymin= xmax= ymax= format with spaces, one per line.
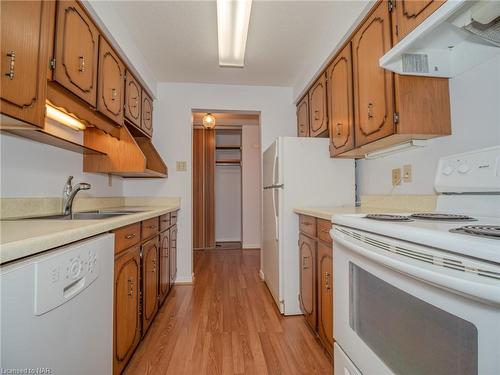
xmin=403 ymin=165 xmax=412 ymax=183
xmin=392 ymin=168 xmax=402 ymax=186
xmin=176 ymin=161 xmax=187 ymax=172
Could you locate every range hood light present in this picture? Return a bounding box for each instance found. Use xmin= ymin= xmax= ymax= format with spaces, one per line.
xmin=364 ymin=140 xmax=427 ymax=160
xmin=46 ymin=104 xmax=86 ymax=131
xmin=216 ymin=0 xmax=252 ymax=67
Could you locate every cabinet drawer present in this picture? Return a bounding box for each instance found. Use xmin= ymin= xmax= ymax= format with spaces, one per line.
xmin=159 ymin=213 xmax=171 ymax=232
xmin=299 ymin=215 xmax=316 ymax=237
xmin=113 ymin=223 xmax=141 ymax=254
xmin=142 ymin=217 xmax=159 ymax=239
xmin=171 ymin=211 xmax=178 ymax=225
xmin=317 ymin=219 xmax=332 ymax=244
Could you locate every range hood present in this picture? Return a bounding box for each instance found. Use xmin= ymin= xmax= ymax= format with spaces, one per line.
xmin=381 ymin=0 xmax=500 ymax=77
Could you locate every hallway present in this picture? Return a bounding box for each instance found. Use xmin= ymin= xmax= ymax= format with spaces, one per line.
xmin=124 ymin=249 xmax=332 ymax=375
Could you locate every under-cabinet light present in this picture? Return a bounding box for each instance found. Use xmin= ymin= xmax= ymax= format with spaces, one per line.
xmin=216 ymin=0 xmax=252 ymax=67
xmin=364 ymin=140 xmax=427 ymax=159
xmin=46 ymin=104 xmax=86 ymax=131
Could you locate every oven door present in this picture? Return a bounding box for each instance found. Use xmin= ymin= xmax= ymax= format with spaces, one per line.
xmin=332 ymin=226 xmax=500 ymax=375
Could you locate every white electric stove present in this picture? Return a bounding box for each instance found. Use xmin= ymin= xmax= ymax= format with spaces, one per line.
xmin=331 ymin=146 xmax=500 ymax=375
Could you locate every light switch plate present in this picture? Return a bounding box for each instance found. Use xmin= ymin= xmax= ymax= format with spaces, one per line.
xmin=392 ymin=168 xmax=402 ymax=186
xmin=403 ymin=165 xmax=412 ymax=183
xmin=176 ymin=161 xmax=187 ymax=172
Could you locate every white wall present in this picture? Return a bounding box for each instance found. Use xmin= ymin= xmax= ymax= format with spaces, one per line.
xmin=123 ymin=83 xmax=296 ymax=282
xmin=0 ymin=134 xmax=123 ymax=197
xmin=357 ymin=56 xmax=500 ymax=195
xmin=242 ymin=125 xmax=261 ymax=248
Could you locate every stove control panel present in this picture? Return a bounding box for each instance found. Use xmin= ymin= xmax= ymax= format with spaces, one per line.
xmin=435 ymin=146 xmax=500 ymax=193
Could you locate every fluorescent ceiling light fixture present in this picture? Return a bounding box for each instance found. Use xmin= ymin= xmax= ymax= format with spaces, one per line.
xmin=217 ymin=0 xmax=252 ymax=67
xmin=365 ymin=140 xmax=427 ymax=160
xmin=46 ymin=103 xmax=86 ymax=131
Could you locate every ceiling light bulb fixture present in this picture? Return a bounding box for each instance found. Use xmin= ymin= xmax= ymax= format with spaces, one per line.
xmin=202 ymin=113 xmax=216 ymax=129
xmin=45 ymin=103 xmax=86 ymax=131
xmin=216 ymin=0 xmax=252 ymax=67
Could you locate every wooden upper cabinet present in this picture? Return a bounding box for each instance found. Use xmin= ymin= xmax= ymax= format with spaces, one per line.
xmin=98 ymin=36 xmax=125 ymax=125
xmin=308 ymin=74 xmax=328 ymax=137
xmin=53 ymin=0 xmax=99 ymax=107
xmin=124 ymin=71 xmax=141 ymax=128
xmin=141 ymin=237 xmax=159 ymax=336
xmin=327 ymin=43 xmax=355 ymax=156
xmin=352 ymin=0 xmax=395 ymax=147
xmin=392 ymin=0 xmax=446 ymax=43
xmin=0 ymin=1 xmax=51 ymax=128
xmin=297 ymin=94 xmax=310 ymax=137
xmin=170 ymin=224 xmax=177 ymax=285
xmin=141 ymin=90 xmax=153 ymax=137
xmin=159 ymin=230 xmax=171 ymax=305
xmin=317 ymin=241 xmax=334 ymax=356
xmin=114 ymin=246 xmax=141 ymax=375
xmin=299 ymin=233 xmax=316 ymax=330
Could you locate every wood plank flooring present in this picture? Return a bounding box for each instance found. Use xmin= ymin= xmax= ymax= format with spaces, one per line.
xmin=124 ymin=249 xmax=332 ymax=375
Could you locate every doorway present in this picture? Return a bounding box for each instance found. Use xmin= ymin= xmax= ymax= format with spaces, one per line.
xmin=192 ymin=111 xmax=261 ymax=254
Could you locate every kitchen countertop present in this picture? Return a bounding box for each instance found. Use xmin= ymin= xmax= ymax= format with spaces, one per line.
xmin=293 ymin=206 xmax=413 ymax=221
xmin=0 ymin=204 xmax=180 ymax=265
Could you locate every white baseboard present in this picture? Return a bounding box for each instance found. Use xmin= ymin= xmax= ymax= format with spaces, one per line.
xmin=259 ymin=269 xmax=265 ymax=281
xmin=243 ymin=243 xmax=261 ymax=249
xmin=173 ymin=274 xmax=193 ymax=285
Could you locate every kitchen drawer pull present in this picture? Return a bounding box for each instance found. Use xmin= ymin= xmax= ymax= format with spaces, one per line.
xmin=336 ymin=123 xmax=342 ymax=136
xmin=111 ymin=88 xmax=117 ymax=101
xmin=147 ymin=225 xmax=157 ymax=229
xmin=78 ymin=56 xmax=85 ymax=72
xmin=5 ymin=50 xmax=15 ymax=80
xmin=320 ymin=228 xmax=330 ymax=233
xmin=124 ymin=233 xmax=136 ymax=240
xmin=128 ymin=277 xmax=135 ymax=296
xmin=302 ymin=222 xmax=312 ymax=226
xmin=314 ymin=110 xmax=320 ymax=121
xmin=302 ymin=255 xmax=310 ymax=269
xmin=367 ymin=102 xmax=374 ymax=119
xmin=325 ymin=272 xmax=331 ymax=290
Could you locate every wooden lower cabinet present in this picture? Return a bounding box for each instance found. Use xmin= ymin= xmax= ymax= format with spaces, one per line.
xmin=299 ymin=233 xmax=317 ymax=330
xmin=317 ymin=241 xmax=334 ymax=356
xmin=114 ymin=246 xmax=141 ymax=375
xmin=159 ymin=229 xmax=171 ymax=305
xmin=141 ymin=236 xmax=159 ymax=336
xmin=170 ymin=225 xmax=178 ymax=284
xmin=298 ymin=215 xmax=334 ymax=356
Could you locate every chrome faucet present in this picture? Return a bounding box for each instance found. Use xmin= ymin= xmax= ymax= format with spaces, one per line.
xmin=63 ymin=176 xmax=91 ymax=215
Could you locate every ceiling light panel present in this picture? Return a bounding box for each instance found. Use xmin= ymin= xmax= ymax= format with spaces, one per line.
xmin=217 ymin=0 xmax=252 ymax=67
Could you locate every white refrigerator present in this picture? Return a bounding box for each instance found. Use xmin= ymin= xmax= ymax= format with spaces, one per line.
xmin=262 ymin=137 xmax=354 ymax=315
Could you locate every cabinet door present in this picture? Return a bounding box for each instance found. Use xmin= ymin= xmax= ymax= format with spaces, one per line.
xmin=297 ymin=94 xmax=310 ymax=137
xmin=392 ymin=0 xmax=445 ymax=43
xmin=308 ymin=74 xmax=328 ymax=137
xmin=327 ymin=43 xmax=355 ymax=156
xmin=159 ymin=230 xmax=171 ymax=305
xmin=97 ymin=36 xmax=125 ymax=125
xmin=141 ymin=90 xmax=153 ymax=137
xmin=124 ymin=71 xmax=141 ymax=128
xmin=299 ymin=233 xmax=316 ymax=330
xmin=114 ymin=246 xmax=141 ymax=375
xmin=141 ymin=237 xmax=159 ymax=336
xmin=317 ymin=241 xmax=334 ymax=356
xmin=169 ymin=225 xmax=177 ymax=286
xmin=53 ymin=0 xmax=99 ymax=106
xmin=352 ymin=1 xmax=395 ymax=147
xmin=0 ymin=1 xmax=50 ymax=128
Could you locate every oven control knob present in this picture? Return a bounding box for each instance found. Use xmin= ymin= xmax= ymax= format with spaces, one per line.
xmin=458 ymin=163 xmax=470 ymax=174
xmin=442 ymin=165 xmax=454 ymax=176
xmin=69 ymin=259 xmax=82 ymax=279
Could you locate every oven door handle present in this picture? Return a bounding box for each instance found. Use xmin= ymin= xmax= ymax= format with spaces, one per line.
xmin=332 ymin=229 xmax=500 ymax=307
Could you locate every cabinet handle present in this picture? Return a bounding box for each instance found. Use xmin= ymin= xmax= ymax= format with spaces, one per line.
xmin=128 ymin=277 xmax=135 ymax=296
xmin=302 ymin=255 xmax=310 ymax=269
xmin=147 ymin=225 xmax=156 ymax=229
xmin=131 ymin=96 xmax=138 ymax=108
xmin=78 ymin=56 xmax=85 ymax=72
xmin=320 ymin=228 xmax=330 ymax=234
xmin=325 ymin=272 xmax=331 ymax=290
xmin=314 ymin=110 xmax=320 ymax=121
xmin=125 ymin=233 xmax=136 ymax=240
xmin=152 ymin=259 xmax=156 ymax=272
xmin=302 ymin=222 xmax=312 ymax=226
xmin=367 ymin=102 xmax=374 ymax=119
xmin=336 ymin=123 xmax=342 ymax=136
xmin=111 ymin=88 xmax=117 ymax=101
xmin=5 ymin=50 xmax=15 ymax=80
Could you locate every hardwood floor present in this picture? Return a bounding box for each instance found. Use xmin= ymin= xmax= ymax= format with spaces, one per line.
xmin=124 ymin=249 xmax=333 ymax=375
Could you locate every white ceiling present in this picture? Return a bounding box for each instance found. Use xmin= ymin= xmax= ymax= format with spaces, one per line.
xmin=96 ymin=1 xmax=369 ymax=92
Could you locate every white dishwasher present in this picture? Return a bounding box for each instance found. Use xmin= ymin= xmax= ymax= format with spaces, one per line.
xmin=0 ymin=233 xmax=114 ymax=375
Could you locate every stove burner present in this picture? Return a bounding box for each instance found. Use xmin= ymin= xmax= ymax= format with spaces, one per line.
xmin=365 ymin=214 xmax=413 ymax=222
xmin=450 ymin=225 xmax=500 ymax=239
xmin=410 ymin=213 xmax=477 ymax=222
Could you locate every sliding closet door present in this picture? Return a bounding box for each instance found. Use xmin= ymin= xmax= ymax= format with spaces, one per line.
xmin=193 ymin=128 xmax=215 ymax=249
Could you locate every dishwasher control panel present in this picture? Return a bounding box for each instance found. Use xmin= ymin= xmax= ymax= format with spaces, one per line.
xmin=34 ymin=238 xmax=101 ymax=316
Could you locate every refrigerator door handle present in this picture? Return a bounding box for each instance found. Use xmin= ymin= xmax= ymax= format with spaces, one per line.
xmin=272 ymin=186 xmax=279 ymax=241
xmin=263 ymin=184 xmax=284 ymax=190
